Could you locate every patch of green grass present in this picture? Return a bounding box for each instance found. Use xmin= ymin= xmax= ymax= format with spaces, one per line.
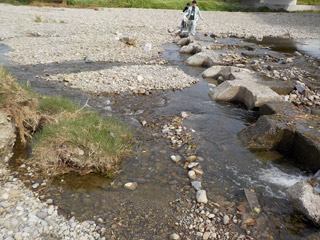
xmin=38 ymin=96 xmax=80 ymax=115
xmin=1 ymin=0 xmax=290 ymax=11
xmin=65 ymin=0 xmax=250 ymax=11
xmin=33 ymin=111 xmax=132 ymax=175
xmin=35 ymin=112 xmax=131 ymax=156
xmin=297 ymin=0 xmax=320 ymax=5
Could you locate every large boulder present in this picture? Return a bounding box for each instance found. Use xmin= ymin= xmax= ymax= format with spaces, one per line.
xmin=239 ymin=102 xmax=320 ymax=172
xmin=260 ymin=81 xmax=295 ymax=95
xmin=209 ymin=79 xmax=283 ymax=110
xmin=202 ymin=66 xmax=254 ymax=81
xmin=179 ymin=44 xmax=202 ymax=55
xmin=287 ymin=182 xmax=320 ymax=226
xmin=177 ymin=37 xmax=191 ymax=46
xmin=185 ymin=52 xmax=214 ymax=67
xmin=238 ymin=115 xmax=295 ymax=151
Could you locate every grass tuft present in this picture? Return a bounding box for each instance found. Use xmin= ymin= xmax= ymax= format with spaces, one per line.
xmin=38 ymin=96 xmax=80 ymax=115
xmin=32 ymin=111 xmax=132 ymax=176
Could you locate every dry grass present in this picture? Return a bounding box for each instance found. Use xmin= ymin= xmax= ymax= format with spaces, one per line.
xmin=0 ymin=66 xmax=39 ymax=144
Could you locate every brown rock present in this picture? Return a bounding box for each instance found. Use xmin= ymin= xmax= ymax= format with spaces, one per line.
xmin=237 ymin=205 xmax=246 ymax=213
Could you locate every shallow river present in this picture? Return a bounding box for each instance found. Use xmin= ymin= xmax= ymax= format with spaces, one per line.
xmin=1 ymin=35 xmax=319 ymax=239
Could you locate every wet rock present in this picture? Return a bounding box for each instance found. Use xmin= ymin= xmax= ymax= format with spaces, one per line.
xmin=124 ymin=182 xmax=138 ymax=190
xmin=171 ymin=155 xmax=182 ymax=163
xmin=185 ymin=53 xmax=214 ymax=68
xmin=180 ymin=43 xmax=201 ymax=55
xmin=259 ymin=101 xmax=298 ymax=117
xmin=177 ymin=37 xmax=191 ymax=46
xmin=294 ymin=51 xmax=302 ymax=57
xmin=237 ymin=205 xmax=246 ymax=213
xmin=191 ymin=181 xmax=202 ymax=191
xmin=188 ymin=170 xmax=197 ymax=180
xmin=209 ymin=79 xmax=283 ymax=110
xmin=241 ymin=213 xmax=255 ymax=227
xmin=223 ymin=215 xmax=230 ymax=225
xmin=287 ymin=182 xmax=320 ymax=226
xmin=84 ymin=56 xmax=94 ymax=63
xmin=238 ymin=115 xmax=295 ymax=151
xmin=179 ymin=32 xmax=189 ymax=38
xmin=119 ymin=37 xmax=136 ymax=46
xmin=181 ymin=111 xmax=189 ymax=118
xmin=244 ymin=188 xmax=260 ymax=210
xmin=261 ymin=81 xmax=295 ymax=95
xmin=196 ymin=190 xmax=208 ymax=204
xmin=193 ymin=168 xmax=204 ymax=175
xmin=239 ymin=102 xmax=320 ymax=172
xmin=295 ymin=85 xmax=306 ymax=95
xmin=202 ymin=66 xmax=254 ymax=83
xmin=311 ymin=109 xmax=320 ymax=117
xmin=187 ymin=156 xmax=197 ymax=162
xmin=187 ymin=162 xmax=199 ymax=169
xmin=169 ymin=233 xmax=180 ymax=240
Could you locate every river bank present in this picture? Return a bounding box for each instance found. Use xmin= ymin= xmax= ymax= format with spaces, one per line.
xmin=0 ymin=111 xmax=103 ymax=240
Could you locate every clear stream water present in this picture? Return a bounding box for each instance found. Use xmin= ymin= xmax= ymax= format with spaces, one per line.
xmin=1 ymin=36 xmax=319 ymax=239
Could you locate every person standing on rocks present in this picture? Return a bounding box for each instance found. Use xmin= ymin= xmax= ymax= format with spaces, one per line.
xmin=187 ymin=0 xmax=204 ymax=36
xmin=180 ymin=3 xmax=190 ymax=32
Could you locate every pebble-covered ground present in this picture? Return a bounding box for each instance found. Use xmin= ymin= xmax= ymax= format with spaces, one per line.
xmin=44 ymin=65 xmax=198 ymax=94
xmin=0 ymin=4 xmax=320 ymax=66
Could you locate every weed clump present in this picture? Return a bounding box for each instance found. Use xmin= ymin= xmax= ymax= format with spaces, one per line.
xmin=0 ymin=66 xmax=39 ymax=144
xmin=38 ymin=96 xmax=80 ymax=115
xmin=33 ymin=112 xmax=131 ymax=176
xmin=0 ymin=66 xmax=132 ymax=177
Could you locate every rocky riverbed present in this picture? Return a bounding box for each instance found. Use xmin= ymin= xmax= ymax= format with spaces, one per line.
xmin=44 ymin=65 xmax=198 ymax=94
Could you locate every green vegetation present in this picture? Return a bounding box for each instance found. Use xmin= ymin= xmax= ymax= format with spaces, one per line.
xmin=297 ymin=0 xmax=320 ymax=5
xmin=1 ymin=0 xmax=319 ymax=10
xmin=60 ymin=20 xmax=67 ymax=23
xmin=0 ymin=66 xmax=132 ymax=176
xmin=67 ymin=0 xmax=251 ymax=11
xmin=38 ymin=96 xmax=80 ymax=114
xmin=33 ymin=109 xmax=132 ymax=176
xmin=0 ymin=0 xmax=273 ymax=12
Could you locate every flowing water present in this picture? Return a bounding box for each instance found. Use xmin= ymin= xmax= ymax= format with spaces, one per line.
xmin=1 ymin=36 xmax=320 ymax=239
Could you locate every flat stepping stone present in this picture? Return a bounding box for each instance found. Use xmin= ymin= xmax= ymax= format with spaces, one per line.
xmin=209 ymin=79 xmax=283 ymax=110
